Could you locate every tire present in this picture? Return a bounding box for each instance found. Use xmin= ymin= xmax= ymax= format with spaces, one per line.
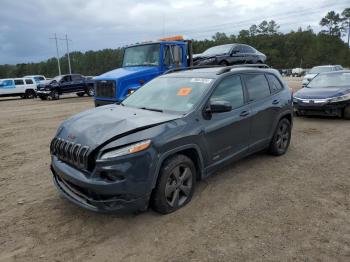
xmin=294 ymin=110 xmax=301 ymax=117
xmin=20 ymin=94 xmax=26 ymax=99
xmin=50 ymin=90 xmax=59 ymax=100
xmin=219 ymin=61 xmax=229 ymax=66
xmin=151 ymin=154 xmax=196 ymax=214
xmin=76 ymin=92 xmax=85 ymax=97
xmin=86 ymin=86 xmax=95 ymax=97
xmin=39 ymin=95 xmax=47 ymax=100
xmin=269 ymin=118 xmax=291 ymax=156
xmin=25 ymin=89 xmax=36 ymax=99
xmin=344 ymin=105 xmax=350 ymax=120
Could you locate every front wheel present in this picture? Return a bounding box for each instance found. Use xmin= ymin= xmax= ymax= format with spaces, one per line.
xmin=151 ymin=155 xmax=196 ymax=214
xmin=50 ymin=90 xmax=59 ymax=100
xmin=76 ymin=92 xmax=85 ymax=97
xmin=344 ymin=105 xmax=350 ymax=120
xmin=269 ymin=118 xmax=291 ymax=156
xmin=219 ymin=61 xmax=229 ymax=66
xmin=25 ymin=89 xmax=36 ymax=99
xmin=86 ymin=86 xmax=94 ymax=97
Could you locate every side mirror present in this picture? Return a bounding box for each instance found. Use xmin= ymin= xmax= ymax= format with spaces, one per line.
xmin=209 ymin=100 xmax=232 ymax=113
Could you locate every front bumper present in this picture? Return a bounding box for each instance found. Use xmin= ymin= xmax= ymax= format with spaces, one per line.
xmin=293 ymin=100 xmax=347 ymax=117
xmin=51 ymin=153 xmax=155 ymax=213
xmin=36 ymin=90 xmax=51 ymax=95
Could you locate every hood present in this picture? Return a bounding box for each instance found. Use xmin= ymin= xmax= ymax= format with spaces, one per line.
xmin=295 ymin=87 xmax=350 ymax=99
xmin=56 ymin=104 xmax=180 ymax=150
xmin=193 ymin=53 xmax=222 ymax=61
xmin=303 ymin=73 xmax=318 ymax=81
xmin=94 ymin=66 xmax=160 ymax=81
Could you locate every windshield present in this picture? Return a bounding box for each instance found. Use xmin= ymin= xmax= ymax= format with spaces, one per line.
xmin=203 ymin=45 xmax=233 ymax=55
xmin=308 ymin=72 xmax=350 ymax=88
xmin=50 ymin=76 xmax=63 ymax=83
xmin=309 ymin=67 xmax=333 ymax=74
xmin=122 ymin=44 xmax=160 ymax=67
xmin=122 ymin=76 xmax=213 ymax=113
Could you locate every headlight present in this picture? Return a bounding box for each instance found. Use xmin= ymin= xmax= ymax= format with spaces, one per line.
xmin=100 ymin=140 xmax=151 ymax=160
xmin=328 ymin=94 xmax=350 ymax=103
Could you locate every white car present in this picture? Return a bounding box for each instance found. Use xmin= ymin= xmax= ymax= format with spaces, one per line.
xmin=302 ymin=65 xmax=343 ymax=87
xmin=23 ymin=75 xmax=47 ymax=84
xmin=0 ymin=78 xmax=37 ymax=99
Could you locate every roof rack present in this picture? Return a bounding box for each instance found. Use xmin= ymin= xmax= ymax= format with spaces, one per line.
xmin=164 ymin=64 xmax=270 ymax=75
xmin=216 ymin=64 xmax=270 ymax=75
xmin=164 ymin=65 xmax=222 ymax=74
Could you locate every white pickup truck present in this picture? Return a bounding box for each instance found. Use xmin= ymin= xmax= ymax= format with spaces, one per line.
xmin=0 ymin=78 xmax=37 ymax=99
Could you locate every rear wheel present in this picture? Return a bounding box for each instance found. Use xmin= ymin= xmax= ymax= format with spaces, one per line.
xmin=344 ymin=105 xmax=350 ymax=120
xmin=86 ymin=86 xmax=94 ymax=97
xmin=151 ymin=155 xmax=196 ymax=214
xmin=269 ymin=118 xmax=291 ymax=156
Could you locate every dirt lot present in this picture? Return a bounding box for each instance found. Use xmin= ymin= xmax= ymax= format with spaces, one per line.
xmin=1 ymin=79 xmax=350 ymax=262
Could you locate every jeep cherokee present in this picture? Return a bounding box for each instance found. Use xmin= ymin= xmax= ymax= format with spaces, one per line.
xmin=50 ymin=65 xmax=293 ymax=214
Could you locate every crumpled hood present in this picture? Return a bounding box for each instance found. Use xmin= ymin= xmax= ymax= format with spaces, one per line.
xmin=56 ymin=104 xmax=180 ymax=150
xmin=94 ymin=66 xmax=160 ymax=81
xmin=295 ymin=87 xmax=350 ymax=99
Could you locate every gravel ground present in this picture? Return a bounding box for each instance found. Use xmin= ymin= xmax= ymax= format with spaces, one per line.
xmin=1 ymin=79 xmax=350 ymax=262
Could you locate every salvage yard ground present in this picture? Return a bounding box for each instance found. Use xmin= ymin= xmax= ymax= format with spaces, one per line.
xmin=0 ymin=78 xmax=350 ymax=262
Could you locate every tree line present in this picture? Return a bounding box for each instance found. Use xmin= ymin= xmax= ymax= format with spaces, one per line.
xmin=0 ymin=8 xmax=349 ymax=78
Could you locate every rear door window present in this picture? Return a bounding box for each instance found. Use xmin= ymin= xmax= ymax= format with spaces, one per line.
xmin=266 ymin=74 xmax=283 ymax=93
xmin=72 ymin=75 xmax=82 ymax=81
xmin=210 ymin=75 xmax=244 ymax=109
xmin=14 ymin=79 xmax=25 ymax=85
xmin=243 ymin=74 xmax=271 ymax=101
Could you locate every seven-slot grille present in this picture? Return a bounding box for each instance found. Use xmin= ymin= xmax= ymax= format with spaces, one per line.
xmin=50 ymin=138 xmax=90 ymax=170
xmin=95 ymin=80 xmax=116 ymax=98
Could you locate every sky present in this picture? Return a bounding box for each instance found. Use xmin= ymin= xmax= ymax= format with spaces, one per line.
xmin=0 ymin=0 xmax=348 ymax=64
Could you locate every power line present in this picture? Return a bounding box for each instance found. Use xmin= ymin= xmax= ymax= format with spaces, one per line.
xmin=49 ymin=33 xmax=61 ymax=75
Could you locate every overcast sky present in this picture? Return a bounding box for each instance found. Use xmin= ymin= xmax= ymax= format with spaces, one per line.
xmin=0 ymin=0 xmax=348 ymax=64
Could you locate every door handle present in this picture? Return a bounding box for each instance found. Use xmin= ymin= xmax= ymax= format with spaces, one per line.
xmin=240 ymin=110 xmax=249 ymax=117
xmin=272 ymin=99 xmax=280 ymax=105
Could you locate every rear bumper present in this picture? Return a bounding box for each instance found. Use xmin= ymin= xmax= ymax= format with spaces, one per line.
xmin=94 ymin=99 xmax=118 ymax=107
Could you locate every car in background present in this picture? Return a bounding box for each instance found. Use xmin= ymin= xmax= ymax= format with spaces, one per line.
xmin=302 ymin=65 xmax=343 ymax=87
xmin=291 ymin=68 xmax=305 ymax=77
xmin=24 ymin=75 xmax=47 ymax=84
xmin=50 ymin=65 xmax=292 ymax=214
xmin=294 ymin=70 xmax=350 ymax=119
xmin=193 ymin=44 xmax=266 ymax=66
xmin=0 ymin=78 xmax=37 ymax=99
xmin=36 ymin=74 xmax=95 ymax=100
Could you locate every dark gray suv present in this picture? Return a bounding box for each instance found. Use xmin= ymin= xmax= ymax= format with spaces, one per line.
xmin=50 ymin=65 xmax=293 ymax=214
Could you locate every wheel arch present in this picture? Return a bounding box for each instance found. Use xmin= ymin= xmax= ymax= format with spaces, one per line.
xmin=152 ymin=144 xmax=205 ymax=189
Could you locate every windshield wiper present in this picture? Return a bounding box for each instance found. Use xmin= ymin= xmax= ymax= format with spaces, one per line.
xmin=139 ymin=107 xmax=163 ymax=112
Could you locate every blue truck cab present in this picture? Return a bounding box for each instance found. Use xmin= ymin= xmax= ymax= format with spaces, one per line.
xmin=94 ymin=36 xmax=193 ymax=107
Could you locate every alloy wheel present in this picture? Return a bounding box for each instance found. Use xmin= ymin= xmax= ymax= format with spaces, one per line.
xmin=165 ymin=165 xmax=193 ymax=208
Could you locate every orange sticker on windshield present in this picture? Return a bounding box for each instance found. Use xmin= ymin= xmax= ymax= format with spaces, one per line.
xmin=177 ymin=87 xmax=192 ymax=96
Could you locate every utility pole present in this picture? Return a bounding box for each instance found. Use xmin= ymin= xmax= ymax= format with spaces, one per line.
xmin=348 ymin=18 xmax=350 ymax=48
xmin=49 ymin=33 xmax=61 ymax=75
xmin=60 ymin=34 xmax=72 ymax=74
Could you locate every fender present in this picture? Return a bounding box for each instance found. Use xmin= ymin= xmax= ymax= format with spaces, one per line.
xmin=270 ymin=109 xmax=293 ymax=138
xmin=152 ymin=144 xmax=205 ymax=188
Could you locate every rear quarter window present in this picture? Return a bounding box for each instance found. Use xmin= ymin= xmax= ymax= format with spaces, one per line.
xmin=266 ymin=74 xmax=283 ymax=93
xmin=25 ymin=79 xmax=34 ymax=84
xmin=243 ymin=74 xmax=271 ymax=101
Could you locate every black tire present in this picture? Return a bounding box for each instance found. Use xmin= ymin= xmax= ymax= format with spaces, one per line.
xmin=151 ymin=154 xmax=196 ymax=214
xmin=50 ymin=90 xmax=59 ymax=100
xmin=344 ymin=105 xmax=350 ymax=120
xmin=39 ymin=95 xmax=47 ymax=100
xmin=25 ymin=89 xmax=36 ymax=99
xmin=86 ymin=86 xmax=95 ymax=97
xmin=269 ymin=118 xmax=291 ymax=156
xmin=20 ymin=94 xmax=26 ymax=99
xmin=219 ymin=61 xmax=229 ymax=66
xmin=76 ymin=92 xmax=85 ymax=97
xmin=294 ymin=110 xmax=301 ymax=117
